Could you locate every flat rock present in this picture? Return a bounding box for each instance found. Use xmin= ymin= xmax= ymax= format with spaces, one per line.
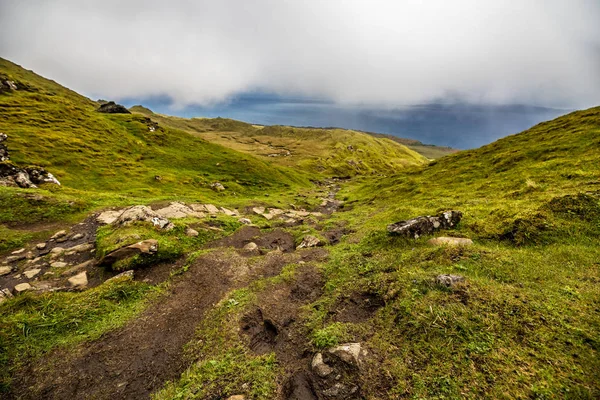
xmin=23 ymin=269 xmax=41 ymax=279
xmin=185 ymin=227 xmax=199 ymax=237
xmin=435 ymin=274 xmax=465 ymax=287
xmin=114 ymin=205 xmax=174 ymax=230
xmin=155 ymin=202 xmax=200 ymax=219
xmin=297 ymin=235 xmax=322 ymax=249
xmin=220 ymin=207 xmax=237 ymax=216
xmin=204 ymin=204 xmax=220 ymax=214
xmin=100 ymin=239 xmax=159 ymax=267
xmin=11 ymin=248 xmax=25 ymax=255
xmin=14 ymin=282 xmax=32 ymax=294
xmin=66 ymin=243 xmax=95 ymax=253
xmin=62 ymin=260 xmax=94 ymax=277
xmin=0 ymin=266 xmax=11 ymax=276
xmin=51 ymin=261 xmax=68 ymax=268
xmin=252 ymin=206 xmax=265 ymax=215
xmin=71 ymin=233 xmax=84 ymax=241
xmin=5 ymin=254 xmax=25 ymax=263
xmin=226 ymin=396 xmax=246 ymax=400
xmin=428 ymin=237 xmax=473 ymax=246
xmin=97 ymin=210 xmax=123 ymax=225
xmin=262 ymin=213 xmax=274 ymax=220
xmin=68 ymin=271 xmax=88 ymax=287
xmin=238 ymin=218 xmax=252 ymax=225
xmin=243 ymin=242 xmax=258 ymax=251
xmin=51 ymin=230 xmax=68 ymax=240
xmin=35 ymin=242 xmax=47 ymax=250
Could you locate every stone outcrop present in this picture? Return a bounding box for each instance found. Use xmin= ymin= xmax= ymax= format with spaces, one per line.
xmin=0 ymin=134 xmax=60 ymax=188
xmin=297 ymin=235 xmax=322 ymax=249
xmin=113 ymin=205 xmax=174 ymax=230
xmin=96 ymin=101 xmax=131 ymax=114
xmin=387 ymin=210 xmax=463 ymax=238
xmin=100 ymin=239 xmax=159 ymax=267
xmin=435 ymin=274 xmax=465 ymax=287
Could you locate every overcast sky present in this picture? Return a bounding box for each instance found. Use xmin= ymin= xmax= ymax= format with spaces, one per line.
xmin=1 ymin=0 xmax=599 ymax=110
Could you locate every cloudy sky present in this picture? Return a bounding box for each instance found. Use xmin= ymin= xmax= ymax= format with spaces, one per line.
xmin=1 ymin=0 xmax=599 ymax=147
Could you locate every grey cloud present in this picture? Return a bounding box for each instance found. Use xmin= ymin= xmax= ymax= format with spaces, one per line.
xmin=1 ymin=0 xmax=599 ymax=108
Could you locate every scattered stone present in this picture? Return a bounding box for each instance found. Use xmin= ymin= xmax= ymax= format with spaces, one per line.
xmin=268 ymin=208 xmax=284 ymax=216
xmin=25 ymin=251 xmax=34 ymax=260
xmin=62 ymin=260 xmax=94 ymax=277
xmin=56 ymin=236 xmax=69 ymax=243
xmin=0 ymin=266 xmax=12 ymax=276
xmin=13 ymin=282 xmax=32 ymax=294
xmin=312 ymin=353 xmax=334 ymax=377
xmin=11 ymin=248 xmax=25 ymax=255
xmin=252 ymin=206 xmax=265 ymax=215
xmin=262 ymin=213 xmax=274 ymax=220
xmin=297 ymin=235 xmax=322 ymax=249
xmin=71 ymin=233 xmax=84 ymax=241
xmin=114 ymin=205 xmax=174 ymax=230
xmin=23 ymin=269 xmax=41 ymax=279
xmin=5 ymin=255 xmax=25 ymax=263
xmin=204 ymin=204 xmax=220 ymax=214
xmin=14 ymin=171 xmax=37 ymax=188
xmin=35 ymin=242 xmax=47 ymax=250
xmin=100 ymin=239 xmax=159 ymax=267
xmin=387 ymin=210 xmax=463 ymax=238
xmin=428 ymin=237 xmax=473 ymax=246
xmin=238 ymin=218 xmax=252 ymax=225
xmin=96 ymin=210 xmax=123 ymax=225
xmin=51 ymin=230 xmax=68 ymax=240
xmin=51 ymin=261 xmax=68 ymax=268
xmin=226 ymin=396 xmax=246 ymax=400
xmin=68 ymin=271 xmax=88 ymax=288
xmin=328 ymin=343 xmax=366 ymax=367
xmin=210 ymin=182 xmax=226 ymax=191
xmin=96 ymin=101 xmax=131 ymax=114
xmin=243 ymin=242 xmax=258 ymax=251
xmin=0 ymin=288 xmax=13 ymax=303
xmin=105 ymin=270 xmax=134 ymax=284
xmin=185 ymin=227 xmax=199 ymax=237
xmin=189 ymin=204 xmax=207 ymax=213
xmin=220 ymin=207 xmax=237 ymax=216
xmin=49 ymin=247 xmax=65 ymax=257
xmin=66 ymin=243 xmax=95 ymax=253
xmin=155 ymin=202 xmax=201 ymax=219
xmin=435 ymin=274 xmax=465 ymax=287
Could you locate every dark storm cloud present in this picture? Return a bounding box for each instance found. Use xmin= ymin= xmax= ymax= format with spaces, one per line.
xmin=1 ymin=0 xmax=599 ymax=108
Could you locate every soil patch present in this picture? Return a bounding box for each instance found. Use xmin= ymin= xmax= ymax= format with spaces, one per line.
xmin=207 ymin=226 xmax=296 ymax=253
xmin=332 ymin=291 xmax=385 ymax=323
xmin=323 ymin=227 xmax=353 ymax=245
xmin=9 ymin=251 xmax=236 ymax=400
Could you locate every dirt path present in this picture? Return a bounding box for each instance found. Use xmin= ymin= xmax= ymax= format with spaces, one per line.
xmin=10 ymin=251 xmax=238 ymax=400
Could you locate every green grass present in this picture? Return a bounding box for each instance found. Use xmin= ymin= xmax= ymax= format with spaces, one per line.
xmin=0 ymin=275 xmax=159 ymax=391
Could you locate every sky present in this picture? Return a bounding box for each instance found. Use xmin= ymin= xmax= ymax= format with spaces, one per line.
xmin=1 ymin=0 xmax=599 ymax=148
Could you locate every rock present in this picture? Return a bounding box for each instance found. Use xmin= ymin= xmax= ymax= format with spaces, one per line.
xmin=11 ymin=248 xmax=25 ymax=255
xmin=51 ymin=230 xmax=68 ymax=240
xmin=268 ymin=208 xmax=284 ymax=216
xmin=14 ymin=171 xmax=37 ymax=188
xmin=66 ymin=243 xmax=95 ymax=253
xmin=71 ymin=233 xmax=84 ymax=241
xmin=312 ymin=353 xmax=334 ymax=377
xmin=189 ymin=204 xmax=207 ymax=212
xmin=26 ymin=167 xmax=60 ymax=185
xmin=51 ymin=261 xmax=68 ymax=268
xmin=210 ymin=182 xmax=225 ymax=191
xmin=252 ymin=207 xmax=265 ymax=215
xmin=387 ymin=210 xmax=463 ymax=239
xmin=328 ymin=343 xmax=366 ymax=367
xmin=243 ymin=242 xmax=258 ymax=251
xmin=23 ymin=269 xmax=41 ymax=279
xmin=220 ymin=207 xmax=237 ymax=216
xmin=13 ymin=282 xmax=32 ymax=294
xmin=428 ymin=237 xmax=473 ymax=246
xmin=0 ymin=288 xmax=13 ymax=303
xmin=114 ymin=205 xmax=174 ymax=230
xmin=25 ymin=251 xmax=34 ymax=260
xmin=68 ymin=271 xmax=88 ymax=288
xmin=0 ymin=266 xmax=12 ymax=276
xmin=62 ymin=260 xmax=94 ymax=277
xmin=185 ymin=227 xmax=199 ymax=237
xmin=435 ymin=274 xmax=465 ymax=287
xmin=97 ymin=210 xmax=123 ymax=225
xmin=226 ymin=396 xmax=246 ymax=400
xmin=49 ymin=247 xmax=65 ymax=257
xmin=96 ymin=101 xmax=131 ymax=114
xmin=155 ymin=202 xmax=200 ymax=219
xmin=262 ymin=213 xmax=274 ymax=220
xmin=100 ymin=239 xmax=159 ymax=267
xmin=204 ymin=204 xmax=220 ymax=214
xmin=5 ymin=254 xmax=25 ymax=263
xmin=35 ymin=242 xmax=47 ymax=250
xmin=56 ymin=236 xmax=69 ymax=243
xmin=297 ymin=235 xmax=322 ymax=249
xmin=105 ymin=270 xmax=134 ymax=284
xmin=238 ymin=218 xmax=252 ymax=225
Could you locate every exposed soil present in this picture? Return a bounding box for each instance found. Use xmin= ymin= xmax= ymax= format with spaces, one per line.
xmin=332 ymin=291 xmax=385 ymax=323
xmin=207 ymin=225 xmax=296 ymax=253
xmin=9 ymin=251 xmax=241 ymax=400
xmin=322 ymin=227 xmax=353 ymax=245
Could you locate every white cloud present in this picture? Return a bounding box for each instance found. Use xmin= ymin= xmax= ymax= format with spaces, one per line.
xmin=1 ymin=0 xmax=599 ymax=108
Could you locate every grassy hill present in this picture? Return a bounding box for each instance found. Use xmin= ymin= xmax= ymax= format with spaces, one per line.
xmin=130 ymin=106 xmax=427 ymax=175
xmin=0 ymin=57 xmax=598 ymax=399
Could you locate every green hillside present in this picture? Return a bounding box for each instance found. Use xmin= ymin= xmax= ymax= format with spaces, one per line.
xmin=0 ymin=58 xmax=598 ymax=400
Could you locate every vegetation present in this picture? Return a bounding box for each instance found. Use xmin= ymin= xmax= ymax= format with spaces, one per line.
xmin=0 ymin=58 xmax=599 ymax=398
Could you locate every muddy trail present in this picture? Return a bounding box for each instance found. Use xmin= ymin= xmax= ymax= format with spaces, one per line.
xmin=8 ymin=180 xmax=349 ymax=400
